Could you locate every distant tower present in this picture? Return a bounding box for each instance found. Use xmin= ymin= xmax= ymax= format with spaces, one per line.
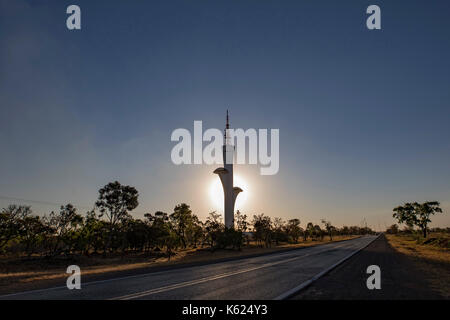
xmin=213 ymin=110 xmax=243 ymax=228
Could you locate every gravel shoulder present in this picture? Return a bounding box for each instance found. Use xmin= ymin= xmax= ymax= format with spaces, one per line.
xmin=292 ymin=234 xmax=445 ymax=300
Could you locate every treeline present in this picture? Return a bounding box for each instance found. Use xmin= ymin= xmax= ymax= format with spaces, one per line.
xmin=386 ymin=224 xmax=450 ymax=235
xmin=0 ymin=181 xmax=374 ymax=258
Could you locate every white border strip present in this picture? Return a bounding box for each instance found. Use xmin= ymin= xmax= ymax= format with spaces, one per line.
xmin=274 ymin=233 xmax=382 ymax=300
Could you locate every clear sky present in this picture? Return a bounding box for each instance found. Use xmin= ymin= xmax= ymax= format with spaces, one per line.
xmin=1 ymin=0 xmax=449 ymax=230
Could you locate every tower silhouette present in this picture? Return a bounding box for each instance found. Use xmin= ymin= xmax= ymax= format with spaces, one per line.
xmin=213 ymin=111 xmax=242 ymax=228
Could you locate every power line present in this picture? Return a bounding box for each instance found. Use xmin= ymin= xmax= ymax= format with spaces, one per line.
xmin=0 ymin=195 xmax=93 ymax=210
xmin=0 ymin=195 xmax=148 ymax=216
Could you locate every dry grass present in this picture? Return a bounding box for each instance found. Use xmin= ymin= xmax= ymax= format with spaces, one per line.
xmin=386 ymin=234 xmax=450 ymax=298
xmin=0 ymin=235 xmax=357 ymax=291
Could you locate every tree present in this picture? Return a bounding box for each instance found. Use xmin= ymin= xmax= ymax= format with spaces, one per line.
xmin=216 ymin=228 xmax=244 ymax=250
xmin=393 ymin=203 xmax=415 ymax=229
xmin=170 ymin=203 xmax=195 ymax=248
xmin=187 ymin=215 xmax=204 ymax=248
xmin=234 ymin=210 xmax=249 ymax=245
xmin=96 ymin=181 xmax=139 ymax=253
xmin=235 ymin=210 xmax=248 ymax=232
xmin=314 ymin=224 xmax=324 ymax=240
xmin=79 ymin=210 xmax=106 ymax=255
xmin=340 ymin=226 xmax=350 ymax=236
xmin=145 ymin=211 xmax=170 ymax=251
xmin=415 ymin=202 xmax=443 ymax=238
xmin=204 ymin=211 xmax=224 ymax=249
xmin=305 ymin=222 xmax=314 ymax=241
xmin=20 ymin=215 xmax=48 ymax=257
xmin=286 ymin=219 xmax=302 ymax=243
xmin=47 ymin=204 xmax=83 ymax=256
xmin=252 ymin=214 xmax=272 ymax=247
xmin=124 ymin=218 xmax=149 ymax=252
xmin=272 ymin=217 xmax=287 ymax=245
xmin=0 ymin=205 xmax=32 ymax=252
xmin=165 ymin=229 xmax=179 ymax=261
xmin=393 ymin=201 xmax=443 ymax=238
xmin=321 ymin=219 xmax=335 ymax=241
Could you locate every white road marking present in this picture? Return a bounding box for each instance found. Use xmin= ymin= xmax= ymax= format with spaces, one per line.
xmin=112 ymin=241 xmax=356 ymax=300
xmin=0 ymin=240 xmax=343 ymax=298
xmin=274 ymin=234 xmax=381 ymax=300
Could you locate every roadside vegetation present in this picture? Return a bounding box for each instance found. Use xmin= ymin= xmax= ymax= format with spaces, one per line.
xmin=392 ymin=201 xmax=443 ymax=238
xmin=0 ymin=181 xmax=374 ymax=273
xmin=385 ymin=228 xmax=450 ymax=298
xmin=388 ymin=201 xmax=448 ymax=298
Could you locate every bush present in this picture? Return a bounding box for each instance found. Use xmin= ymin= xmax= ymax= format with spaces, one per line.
xmin=216 ymin=228 xmax=244 ymax=250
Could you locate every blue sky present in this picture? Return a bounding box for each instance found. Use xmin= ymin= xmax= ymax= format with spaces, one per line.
xmin=1 ymin=0 xmax=449 ymax=229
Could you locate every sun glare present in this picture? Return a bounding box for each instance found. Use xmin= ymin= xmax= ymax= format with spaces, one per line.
xmin=209 ymin=175 xmax=249 ymax=213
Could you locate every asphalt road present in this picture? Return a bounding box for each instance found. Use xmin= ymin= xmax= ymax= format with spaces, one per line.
xmin=0 ymin=236 xmax=377 ymax=300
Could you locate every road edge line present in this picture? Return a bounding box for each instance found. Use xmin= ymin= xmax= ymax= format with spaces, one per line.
xmin=274 ymin=233 xmax=382 ymax=300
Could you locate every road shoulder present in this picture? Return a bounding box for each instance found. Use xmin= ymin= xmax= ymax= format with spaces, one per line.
xmin=292 ymin=234 xmax=445 ymax=300
xmin=386 ymin=234 xmax=450 ymax=299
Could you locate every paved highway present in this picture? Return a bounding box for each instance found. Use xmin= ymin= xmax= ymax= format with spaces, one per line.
xmin=1 ymin=235 xmax=377 ymax=300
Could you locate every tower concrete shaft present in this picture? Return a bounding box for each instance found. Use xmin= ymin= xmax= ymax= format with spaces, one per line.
xmin=213 ymin=111 xmax=242 ymax=229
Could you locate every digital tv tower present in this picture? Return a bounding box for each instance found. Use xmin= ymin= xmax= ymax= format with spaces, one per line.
xmin=213 ymin=111 xmax=243 ymax=228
